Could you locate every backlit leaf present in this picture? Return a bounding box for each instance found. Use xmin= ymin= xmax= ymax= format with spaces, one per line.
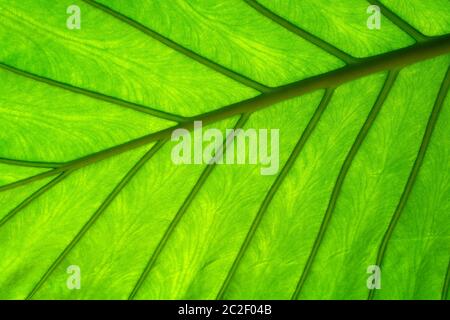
xmin=0 ymin=0 xmax=449 ymax=300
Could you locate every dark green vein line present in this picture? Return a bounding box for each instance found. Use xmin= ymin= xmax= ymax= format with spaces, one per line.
xmin=129 ymin=114 xmax=250 ymax=300
xmin=0 ymin=158 xmax=63 ymax=168
xmin=216 ymin=89 xmax=334 ymax=299
xmin=26 ymin=141 xmax=165 ymax=299
xmin=82 ymin=0 xmax=270 ymax=93
xmin=292 ymin=70 xmax=399 ymax=299
xmin=442 ymin=259 xmax=450 ymax=300
xmin=0 ymin=172 xmax=71 ymax=229
xmin=1 ymin=37 xmax=448 ymax=194
xmin=0 ymin=62 xmax=186 ymax=123
xmin=368 ymin=66 xmax=450 ymax=300
xmin=244 ymin=0 xmax=358 ymax=65
xmin=367 ymin=0 xmax=428 ymax=43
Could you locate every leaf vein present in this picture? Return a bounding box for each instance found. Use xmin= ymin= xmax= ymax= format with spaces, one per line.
xmin=367 ymin=0 xmax=429 ymax=43
xmin=128 ymin=114 xmax=250 ymax=299
xmin=0 ymin=62 xmax=186 ymax=123
xmin=25 ymin=140 xmax=166 ymax=299
xmin=442 ymin=259 xmax=450 ymax=300
xmin=82 ymin=0 xmax=270 ymax=93
xmin=1 ymin=38 xmax=448 ymax=195
xmin=243 ymin=0 xmax=359 ymax=65
xmin=0 ymin=172 xmax=71 ymax=229
xmin=292 ymin=70 xmax=399 ymax=299
xmin=368 ymin=66 xmax=450 ymax=300
xmin=216 ymin=88 xmax=335 ymax=299
xmin=0 ymin=158 xmax=63 ymax=168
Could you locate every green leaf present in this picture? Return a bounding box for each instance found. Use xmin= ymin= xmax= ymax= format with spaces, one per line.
xmin=0 ymin=0 xmax=449 ymax=300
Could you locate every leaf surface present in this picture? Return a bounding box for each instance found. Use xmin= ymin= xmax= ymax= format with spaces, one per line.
xmin=0 ymin=0 xmax=449 ymax=300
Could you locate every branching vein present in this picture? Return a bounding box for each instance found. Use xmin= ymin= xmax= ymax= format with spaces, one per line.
xmin=243 ymin=0 xmax=359 ymax=65
xmin=26 ymin=141 xmax=166 ymax=299
xmin=82 ymin=0 xmax=271 ymax=93
xmin=216 ymin=88 xmax=335 ymax=299
xmin=368 ymin=66 xmax=450 ymax=300
xmin=292 ymin=70 xmax=399 ymax=299
xmin=0 ymin=172 xmax=71 ymax=229
xmin=0 ymin=62 xmax=186 ymax=123
xmin=442 ymin=259 xmax=450 ymax=300
xmin=0 ymin=1 xmax=448 ymax=300
xmin=128 ymin=114 xmax=250 ymax=299
xmin=367 ymin=0 xmax=429 ymax=43
xmin=0 ymin=158 xmax=63 ymax=168
xmin=0 ymin=37 xmax=448 ymax=195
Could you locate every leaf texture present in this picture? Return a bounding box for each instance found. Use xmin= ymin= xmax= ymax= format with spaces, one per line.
xmin=0 ymin=0 xmax=449 ymax=300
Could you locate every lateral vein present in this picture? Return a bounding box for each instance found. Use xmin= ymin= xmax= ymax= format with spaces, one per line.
xmin=244 ymin=0 xmax=358 ymax=65
xmin=128 ymin=114 xmax=250 ymax=299
xmin=368 ymin=66 xmax=450 ymax=300
xmin=0 ymin=172 xmax=71 ymax=229
xmin=26 ymin=141 xmax=166 ymax=299
xmin=216 ymin=88 xmax=335 ymax=299
xmin=0 ymin=62 xmax=187 ymax=123
xmin=1 ymin=37 xmax=448 ymax=194
xmin=0 ymin=158 xmax=63 ymax=168
xmin=442 ymin=259 xmax=450 ymax=300
xmin=367 ymin=0 xmax=429 ymax=43
xmin=292 ymin=70 xmax=399 ymax=299
xmin=81 ymin=0 xmax=270 ymax=93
